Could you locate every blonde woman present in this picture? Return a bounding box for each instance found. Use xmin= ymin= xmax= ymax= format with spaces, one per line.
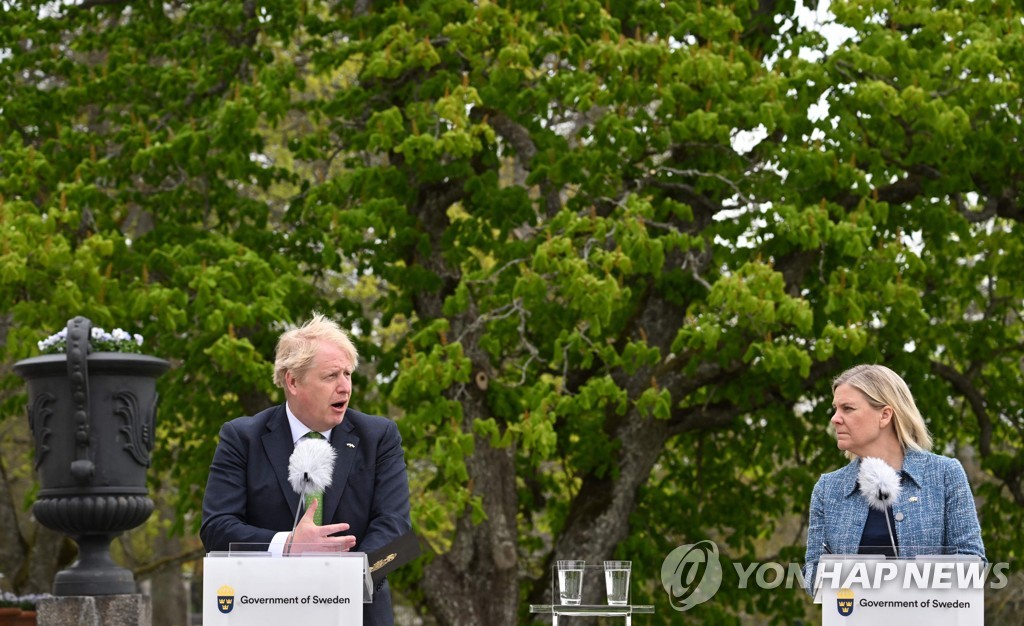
xmin=803 ymin=364 xmax=985 ymax=593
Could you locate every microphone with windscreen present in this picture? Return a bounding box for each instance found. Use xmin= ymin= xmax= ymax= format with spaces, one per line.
xmin=858 ymin=457 xmax=902 ymax=557
xmin=287 ymin=437 xmax=336 ymax=534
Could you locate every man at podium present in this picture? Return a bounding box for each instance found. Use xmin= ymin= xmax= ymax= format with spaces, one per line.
xmin=803 ymin=364 xmax=985 ymax=594
xmin=200 ymin=313 xmax=412 ymax=626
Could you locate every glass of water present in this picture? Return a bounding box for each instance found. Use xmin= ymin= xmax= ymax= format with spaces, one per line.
xmin=556 ymin=560 xmax=585 ymax=605
xmin=603 ymin=560 xmax=631 ymax=605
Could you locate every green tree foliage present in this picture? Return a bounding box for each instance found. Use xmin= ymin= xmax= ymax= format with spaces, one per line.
xmin=0 ymin=0 xmax=317 ymax=592
xmin=2 ymin=0 xmax=1022 ymax=623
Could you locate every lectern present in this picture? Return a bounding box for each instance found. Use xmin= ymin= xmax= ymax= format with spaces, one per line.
xmin=203 ymin=546 xmax=372 ymax=625
xmin=814 ymin=553 xmax=984 ymax=625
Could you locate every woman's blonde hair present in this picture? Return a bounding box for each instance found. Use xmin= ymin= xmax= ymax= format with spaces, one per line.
xmin=833 ymin=364 xmax=932 ymax=459
xmin=273 ymin=312 xmax=359 ymax=388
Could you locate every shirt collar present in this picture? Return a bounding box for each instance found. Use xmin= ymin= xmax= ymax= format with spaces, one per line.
xmin=284 ymin=402 xmax=332 ymax=445
xmin=842 ymin=448 xmax=926 ymax=497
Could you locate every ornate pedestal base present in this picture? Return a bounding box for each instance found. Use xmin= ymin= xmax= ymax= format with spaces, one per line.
xmin=34 ymin=494 xmax=154 ymax=596
xmin=52 ymin=535 xmax=136 ymax=596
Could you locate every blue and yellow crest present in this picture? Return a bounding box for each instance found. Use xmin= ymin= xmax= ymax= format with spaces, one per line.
xmin=217 ymin=584 xmax=235 ymax=614
xmin=836 ymin=587 xmax=854 ymax=616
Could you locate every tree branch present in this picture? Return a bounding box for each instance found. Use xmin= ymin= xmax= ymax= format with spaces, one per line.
xmin=485 ymin=111 xmax=562 ymax=217
xmin=63 ymin=0 xmax=130 ymax=14
xmin=929 ymin=361 xmax=993 ymax=457
xmin=133 ymin=547 xmax=206 ymax=579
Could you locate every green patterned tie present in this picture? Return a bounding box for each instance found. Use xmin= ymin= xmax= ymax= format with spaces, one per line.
xmin=303 ymin=431 xmax=325 ymax=525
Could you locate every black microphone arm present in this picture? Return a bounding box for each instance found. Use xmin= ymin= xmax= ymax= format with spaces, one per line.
xmin=291 ymin=472 xmax=311 ymax=535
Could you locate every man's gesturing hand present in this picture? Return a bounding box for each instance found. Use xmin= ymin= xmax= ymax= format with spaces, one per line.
xmin=286 ymin=500 xmax=357 ymax=553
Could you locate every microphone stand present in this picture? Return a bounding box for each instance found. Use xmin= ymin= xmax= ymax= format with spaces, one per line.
xmin=292 ymin=474 xmax=310 ymax=535
xmin=883 ymin=503 xmax=898 ymax=558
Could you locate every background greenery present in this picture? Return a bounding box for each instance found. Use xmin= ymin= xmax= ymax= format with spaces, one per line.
xmin=2 ymin=0 xmax=1022 ymax=623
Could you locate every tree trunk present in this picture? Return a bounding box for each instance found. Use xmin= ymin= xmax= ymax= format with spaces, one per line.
xmin=421 ymin=432 xmax=519 ymax=625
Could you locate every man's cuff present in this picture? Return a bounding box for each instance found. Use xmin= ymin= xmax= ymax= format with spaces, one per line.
xmin=269 ymin=531 xmax=290 ymax=556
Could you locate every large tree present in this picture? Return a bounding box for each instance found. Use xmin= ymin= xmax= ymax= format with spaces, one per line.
xmin=2 ymin=0 xmax=1022 ymax=624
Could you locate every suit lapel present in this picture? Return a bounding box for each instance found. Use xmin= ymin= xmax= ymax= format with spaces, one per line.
xmin=324 ymin=414 xmax=360 ymax=524
xmin=261 ymin=407 xmax=301 ymax=521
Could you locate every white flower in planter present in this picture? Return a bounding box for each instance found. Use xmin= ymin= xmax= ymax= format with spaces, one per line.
xmin=39 ymin=326 xmax=145 ymax=354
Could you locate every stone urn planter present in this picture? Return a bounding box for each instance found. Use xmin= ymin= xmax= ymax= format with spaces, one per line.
xmin=13 ymin=317 xmax=169 ymax=596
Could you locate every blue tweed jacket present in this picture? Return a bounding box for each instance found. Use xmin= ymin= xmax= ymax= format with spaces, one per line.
xmin=803 ymin=449 xmax=985 ymax=593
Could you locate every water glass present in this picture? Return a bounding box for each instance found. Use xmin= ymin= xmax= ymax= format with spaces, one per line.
xmin=556 ymin=560 xmax=585 ymax=605
xmin=603 ymin=560 xmax=631 ymax=605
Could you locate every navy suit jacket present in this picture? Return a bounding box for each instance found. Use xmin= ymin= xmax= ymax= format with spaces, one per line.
xmin=200 ymin=404 xmax=412 ymax=626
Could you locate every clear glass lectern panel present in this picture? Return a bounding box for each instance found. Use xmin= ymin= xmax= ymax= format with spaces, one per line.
xmin=816 ymin=546 xmax=973 ymax=567
xmin=207 ymin=544 xmax=373 ymax=603
xmin=855 ymin=545 xmax=970 ymax=559
xmin=221 ymin=542 xmax=364 ymax=556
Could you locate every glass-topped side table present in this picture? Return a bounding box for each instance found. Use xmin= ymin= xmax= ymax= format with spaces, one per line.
xmin=531 ymin=563 xmax=654 ymax=624
xmin=529 ymin=603 xmax=655 ymax=625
